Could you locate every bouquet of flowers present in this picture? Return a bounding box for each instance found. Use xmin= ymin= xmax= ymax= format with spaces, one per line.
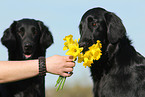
xmin=55 ymin=34 xmax=102 ymax=91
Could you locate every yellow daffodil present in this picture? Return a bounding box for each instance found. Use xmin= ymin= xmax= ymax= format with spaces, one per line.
xmin=83 ymin=50 xmax=93 ymax=68
xmin=78 ymin=53 xmax=84 ymax=63
xmin=63 ymin=34 xmax=74 ymax=50
xmin=63 ymin=35 xmax=83 ymax=61
xmin=93 ymin=49 xmax=102 ymax=60
xmin=84 ymin=50 xmax=93 ymax=61
xmin=63 ymin=35 xmax=102 ymax=67
xmin=83 ymin=57 xmax=93 ymax=68
xmin=56 ymin=34 xmax=102 ymax=91
xmin=88 ymin=40 xmax=102 ymax=60
xmin=65 ymin=44 xmax=83 ymax=60
xmin=63 ymin=34 xmax=73 ymax=41
xmin=82 ymin=40 xmax=102 ymax=67
xmin=97 ymin=40 xmax=102 ymax=48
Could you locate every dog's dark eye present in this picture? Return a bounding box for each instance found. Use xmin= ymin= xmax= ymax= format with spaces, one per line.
xmin=87 ymin=17 xmax=98 ymax=28
xmin=92 ymin=22 xmax=98 ymax=27
xmin=92 ymin=22 xmax=97 ymax=26
xmin=32 ymin=27 xmax=37 ymax=35
xmin=18 ymin=27 xmax=25 ymax=37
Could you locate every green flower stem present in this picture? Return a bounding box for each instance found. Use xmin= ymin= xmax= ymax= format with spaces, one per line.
xmin=60 ymin=77 xmax=66 ymax=90
xmin=55 ymin=76 xmax=62 ymax=87
xmin=55 ymin=76 xmax=66 ymax=91
xmin=56 ymin=77 xmax=63 ymax=91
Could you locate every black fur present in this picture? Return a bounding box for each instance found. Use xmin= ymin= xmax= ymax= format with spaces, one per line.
xmin=79 ymin=7 xmax=145 ymax=97
xmin=0 ymin=19 xmax=53 ymax=97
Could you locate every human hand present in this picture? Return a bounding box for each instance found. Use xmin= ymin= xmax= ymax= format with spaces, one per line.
xmin=46 ymin=55 xmax=75 ymax=77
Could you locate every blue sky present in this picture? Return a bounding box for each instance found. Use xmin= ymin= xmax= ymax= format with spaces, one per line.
xmin=0 ymin=0 xmax=145 ymax=88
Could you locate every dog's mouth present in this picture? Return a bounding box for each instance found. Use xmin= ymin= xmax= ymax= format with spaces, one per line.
xmin=79 ymin=41 xmax=94 ymax=53
xmin=82 ymin=47 xmax=89 ymax=53
xmin=24 ymin=54 xmax=32 ymax=59
xmin=23 ymin=52 xmax=33 ymax=59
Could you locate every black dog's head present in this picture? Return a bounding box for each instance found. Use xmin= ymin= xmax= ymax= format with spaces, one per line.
xmin=79 ymin=7 xmax=126 ymax=54
xmin=1 ymin=19 xmax=53 ymax=60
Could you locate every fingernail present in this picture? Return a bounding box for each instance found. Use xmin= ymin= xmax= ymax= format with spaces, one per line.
xmin=69 ymin=56 xmax=73 ymax=59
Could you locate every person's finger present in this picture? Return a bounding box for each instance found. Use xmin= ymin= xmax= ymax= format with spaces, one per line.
xmin=63 ymin=68 xmax=73 ymax=73
xmin=61 ymin=72 xmax=73 ymax=77
xmin=64 ymin=62 xmax=75 ymax=68
xmin=65 ymin=56 xmax=73 ymax=62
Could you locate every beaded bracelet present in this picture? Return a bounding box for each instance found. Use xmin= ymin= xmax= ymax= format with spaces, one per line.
xmin=38 ymin=57 xmax=46 ymax=76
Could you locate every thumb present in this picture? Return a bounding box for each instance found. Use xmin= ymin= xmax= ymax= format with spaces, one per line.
xmin=66 ymin=56 xmax=73 ymax=61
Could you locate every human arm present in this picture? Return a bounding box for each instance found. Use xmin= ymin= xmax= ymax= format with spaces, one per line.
xmin=0 ymin=55 xmax=75 ymax=83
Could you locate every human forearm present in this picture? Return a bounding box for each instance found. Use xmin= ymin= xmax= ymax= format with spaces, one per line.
xmin=0 ymin=60 xmax=39 ymax=83
xmin=0 ymin=55 xmax=75 ymax=83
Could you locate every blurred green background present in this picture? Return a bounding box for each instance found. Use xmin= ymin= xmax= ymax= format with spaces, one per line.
xmin=46 ymin=85 xmax=93 ymax=97
xmin=0 ymin=0 xmax=145 ymax=97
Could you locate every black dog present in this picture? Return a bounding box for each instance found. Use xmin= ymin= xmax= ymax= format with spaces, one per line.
xmin=79 ymin=7 xmax=145 ymax=97
xmin=0 ymin=19 xmax=53 ymax=97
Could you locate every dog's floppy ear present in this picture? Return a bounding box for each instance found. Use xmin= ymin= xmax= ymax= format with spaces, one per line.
xmin=1 ymin=21 xmax=17 ymax=50
xmin=38 ymin=21 xmax=53 ymax=50
xmin=105 ymin=12 xmax=126 ymax=44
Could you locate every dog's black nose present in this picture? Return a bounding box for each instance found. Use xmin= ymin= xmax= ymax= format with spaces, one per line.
xmin=24 ymin=42 xmax=32 ymax=50
xmin=79 ymin=42 xmax=86 ymax=47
